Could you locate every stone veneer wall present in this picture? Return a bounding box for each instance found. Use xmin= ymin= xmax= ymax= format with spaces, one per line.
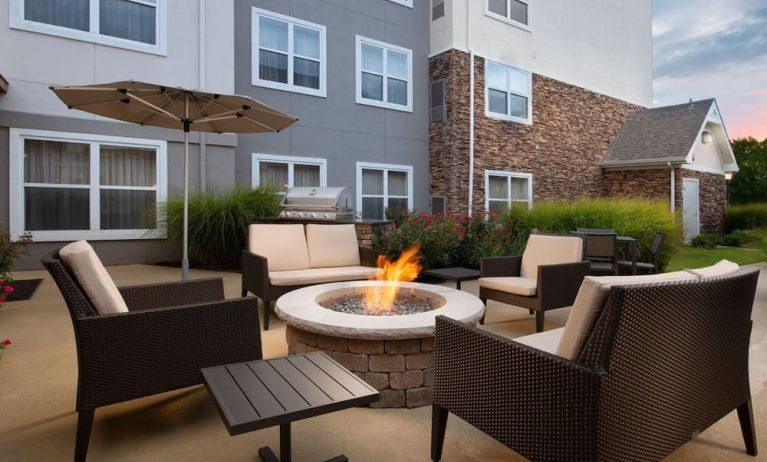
xmin=429 ymin=49 xmax=641 ymax=215
xmin=680 ymin=170 xmax=727 ymax=234
xmin=286 ymin=326 xmax=434 ymax=408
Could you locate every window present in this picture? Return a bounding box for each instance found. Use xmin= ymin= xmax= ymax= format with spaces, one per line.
xmin=431 ymin=79 xmax=446 ymax=122
xmin=251 ymin=8 xmax=326 ymax=97
xmin=485 ymin=171 xmax=532 ymax=213
xmin=387 ymin=0 xmax=413 ymax=7
xmin=9 ymin=129 xmax=167 ymax=242
xmin=485 ymin=59 xmax=532 ymax=124
xmin=356 ymin=36 xmax=413 ymax=112
xmin=356 ymin=162 xmax=413 ymax=220
xmin=251 ymin=154 xmax=327 ymax=195
xmin=9 ymin=0 xmax=166 ymax=55
xmin=486 ymin=0 xmax=529 ymax=29
xmin=432 ymin=0 xmax=445 ymax=20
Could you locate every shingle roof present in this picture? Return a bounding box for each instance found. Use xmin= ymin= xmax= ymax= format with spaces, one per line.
xmin=601 ymin=99 xmax=714 ymax=166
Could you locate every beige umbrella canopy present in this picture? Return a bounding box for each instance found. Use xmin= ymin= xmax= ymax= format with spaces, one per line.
xmin=51 ymin=81 xmax=298 ymax=279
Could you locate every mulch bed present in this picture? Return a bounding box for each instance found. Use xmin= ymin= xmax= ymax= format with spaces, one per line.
xmin=5 ymin=279 xmax=43 ymax=302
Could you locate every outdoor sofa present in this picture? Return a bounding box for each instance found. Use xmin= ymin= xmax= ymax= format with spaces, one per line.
xmin=43 ymin=241 xmax=262 ymax=462
xmin=479 ymin=233 xmax=590 ymax=332
xmin=241 ymin=224 xmax=378 ymax=330
xmin=433 ymin=260 xmax=759 ymax=461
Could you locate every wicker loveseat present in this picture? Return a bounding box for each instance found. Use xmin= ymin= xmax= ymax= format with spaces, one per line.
xmin=241 ymin=224 xmax=378 ymax=329
xmin=433 ymin=261 xmax=759 ymax=461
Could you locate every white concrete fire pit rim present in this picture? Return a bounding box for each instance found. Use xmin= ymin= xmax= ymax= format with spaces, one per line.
xmin=275 ymin=280 xmax=485 ymax=339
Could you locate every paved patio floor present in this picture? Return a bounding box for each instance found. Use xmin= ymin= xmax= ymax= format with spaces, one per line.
xmin=1 ymin=264 xmax=766 ymax=461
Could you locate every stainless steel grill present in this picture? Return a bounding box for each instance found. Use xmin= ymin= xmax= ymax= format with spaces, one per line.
xmin=279 ymin=187 xmax=354 ymax=220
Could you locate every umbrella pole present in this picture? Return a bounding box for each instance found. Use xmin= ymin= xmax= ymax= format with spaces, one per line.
xmin=182 ymin=93 xmax=190 ymax=281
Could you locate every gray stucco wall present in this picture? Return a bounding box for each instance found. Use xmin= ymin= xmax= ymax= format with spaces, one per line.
xmin=234 ymin=0 xmax=431 ymax=213
xmin=0 ymin=110 xmax=237 ymax=269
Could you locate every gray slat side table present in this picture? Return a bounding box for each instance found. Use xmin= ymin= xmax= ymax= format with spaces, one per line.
xmin=422 ymin=267 xmax=481 ymax=290
xmin=202 ymin=352 xmax=379 ymax=462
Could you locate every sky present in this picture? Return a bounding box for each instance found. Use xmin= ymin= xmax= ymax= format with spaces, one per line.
xmin=653 ymin=0 xmax=767 ymax=140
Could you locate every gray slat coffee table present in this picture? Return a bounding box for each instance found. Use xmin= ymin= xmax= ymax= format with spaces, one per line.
xmin=202 ymin=352 xmax=379 ymax=462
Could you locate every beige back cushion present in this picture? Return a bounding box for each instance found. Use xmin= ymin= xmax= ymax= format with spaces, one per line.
xmin=687 ymin=259 xmax=740 ymax=278
xmin=306 ymin=224 xmax=361 ymax=268
xmin=556 ymin=271 xmax=699 ymax=360
xmin=248 ymin=224 xmax=310 ymax=271
xmin=521 ymin=234 xmax=583 ymax=279
xmin=59 ymin=241 xmax=129 ymax=315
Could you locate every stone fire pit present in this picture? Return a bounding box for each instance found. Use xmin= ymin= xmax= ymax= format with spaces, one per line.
xmin=276 ymin=281 xmax=484 ymax=408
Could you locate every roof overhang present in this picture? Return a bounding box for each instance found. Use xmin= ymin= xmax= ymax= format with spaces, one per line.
xmin=684 ymin=100 xmax=738 ymax=172
xmin=600 ymin=158 xmax=686 ymax=170
xmin=0 ymin=74 xmax=8 ymax=94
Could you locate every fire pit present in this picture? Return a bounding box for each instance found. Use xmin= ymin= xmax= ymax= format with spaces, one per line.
xmin=275 ymin=280 xmax=484 ymax=408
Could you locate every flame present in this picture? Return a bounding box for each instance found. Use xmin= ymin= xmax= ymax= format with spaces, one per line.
xmin=364 ymin=244 xmax=422 ymax=313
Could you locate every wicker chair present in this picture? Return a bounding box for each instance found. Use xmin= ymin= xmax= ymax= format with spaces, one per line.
xmin=479 ymin=234 xmax=590 ymax=332
xmin=432 ymin=267 xmax=760 ymax=461
xmin=42 ymin=250 xmax=263 ymax=462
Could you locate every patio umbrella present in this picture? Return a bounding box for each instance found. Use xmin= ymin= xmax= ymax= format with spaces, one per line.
xmin=51 ymin=81 xmax=298 ymax=280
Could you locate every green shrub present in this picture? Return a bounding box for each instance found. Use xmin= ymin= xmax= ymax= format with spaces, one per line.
xmin=161 ymin=187 xmax=280 ymax=268
xmin=504 ymin=198 xmax=680 ymax=270
xmin=726 ymin=203 xmax=767 ymax=231
xmin=691 ymin=233 xmax=719 ymax=249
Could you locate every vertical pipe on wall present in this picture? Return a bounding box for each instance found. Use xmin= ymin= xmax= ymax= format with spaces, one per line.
xmin=198 ymin=0 xmax=207 ymax=191
xmin=669 ymin=163 xmax=675 ymax=215
xmin=467 ymin=0 xmax=475 ymax=215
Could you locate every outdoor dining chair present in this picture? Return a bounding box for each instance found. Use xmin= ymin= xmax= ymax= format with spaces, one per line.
xmin=581 ymin=232 xmax=619 ymax=275
xmin=618 ymin=232 xmax=665 ymax=274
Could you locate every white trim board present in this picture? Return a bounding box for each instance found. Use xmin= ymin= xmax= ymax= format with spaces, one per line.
xmin=355 ymin=35 xmax=414 ymax=113
xmin=9 ymin=128 xmax=168 ymax=242
xmin=484 ymin=170 xmax=533 ymax=211
xmin=483 ymin=56 xmax=533 ymax=125
xmin=355 ymin=161 xmax=414 ymax=218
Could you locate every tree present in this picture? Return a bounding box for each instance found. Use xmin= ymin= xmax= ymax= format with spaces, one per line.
xmin=728 ymin=137 xmax=767 ymax=204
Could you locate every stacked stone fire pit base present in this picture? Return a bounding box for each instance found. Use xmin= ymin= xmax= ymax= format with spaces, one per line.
xmin=287 ymin=326 xmax=434 ymax=408
xmin=276 ymin=281 xmax=485 ymax=409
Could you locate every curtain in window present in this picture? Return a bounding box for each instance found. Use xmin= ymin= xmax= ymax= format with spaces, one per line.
xmin=100 ymin=189 xmax=155 ymax=229
xmin=25 ymin=187 xmax=90 ymax=230
xmin=488 ymin=0 xmax=508 ymax=17
xmin=99 ymin=145 xmax=157 ymax=229
xmin=361 ymin=169 xmax=384 ymax=195
xmin=259 ymin=16 xmax=289 ymax=83
xmin=100 ymin=0 xmax=156 ymax=45
xmin=509 ymin=94 xmax=528 ymax=118
xmin=25 ymin=139 xmax=90 ymax=185
xmin=25 ymin=0 xmax=89 ymax=31
xmin=100 ymin=146 xmax=156 ymax=186
xmin=510 ymin=177 xmax=529 ymax=200
xmin=361 ymin=43 xmax=384 ymax=101
xmin=293 ymin=26 xmax=319 ymax=58
xmin=294 ymin=164 xmax=320 ymax=187
xmin=509 ymin=0 xmax=529 ymax=24
xmin=259 ymin=162 xmax=289 ymax=192
xmin=488 ymin=176 xmax=508 ymax=200
xmin=388 ymin=171 xmax=408 ymax=196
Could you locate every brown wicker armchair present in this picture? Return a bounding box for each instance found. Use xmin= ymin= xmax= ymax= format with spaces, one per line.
xmin=432 ymin=267 xmax=759 ymax=461
xmin=479 ymin=234 xmax=590 ymax=332
xmin=42 ymin=250 xmax=262 ymax=462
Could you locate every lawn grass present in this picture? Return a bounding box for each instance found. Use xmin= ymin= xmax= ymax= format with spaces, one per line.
xmin=666 ymin=246 xmax=767 ymax=272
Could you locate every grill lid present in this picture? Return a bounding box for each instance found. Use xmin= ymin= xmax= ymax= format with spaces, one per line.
xmin=281 ymin=187 xmax=352 ymax=209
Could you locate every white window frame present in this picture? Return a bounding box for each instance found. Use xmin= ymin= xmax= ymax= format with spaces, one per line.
xmin=387 ymin=0 xmax=414 ymax=7
xmin=9 ymin=128 xmax=168 ymax=242
xmin=9 ymin=0 xmax=167 ymax=56
xmin=356 ymin=162 xmax=414 ymax=219
xmin=355 ymin=36 xmax=414 ymax=113
xmin=484 ymin=0 xmax=531 ymax=31
xmin=251 ymin=8 xmax=327 ymax=98
xmin=484 ymin=170 xmax=533 ymax=212
xmin=251 ymin=153 xmax=328 ymax=190
xmin=484 ymin=57 xmax=533 ymax=125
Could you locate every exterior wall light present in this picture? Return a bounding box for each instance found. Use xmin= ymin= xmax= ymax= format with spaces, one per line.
xmin=701 ymin=131 xmax=713 ymax=144
xmin=725 ymin=172 xmax=734 ymax=181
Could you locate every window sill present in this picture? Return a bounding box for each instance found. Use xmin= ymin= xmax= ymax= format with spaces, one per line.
xmin=484 ymin=11 xmax=531 ymax=32
xmin=356 ymin=97 xmax=413 ymax=113
xmin=9 ymin=19 xmax=166 ymax=56
xmin=252 ymin=78 xmax=326 ymax=98
xmin=485 ymin=111 xmax=532 ymax=126
xmin=14 ymin=229 xmax=167 ymax=243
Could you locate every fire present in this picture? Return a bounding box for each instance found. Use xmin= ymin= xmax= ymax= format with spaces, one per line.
xmin=364 ymin=244 xmax=422 ymax=313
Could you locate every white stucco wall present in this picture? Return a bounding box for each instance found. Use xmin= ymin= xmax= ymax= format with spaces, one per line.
xmin=0 ymin=0 xmax=234 ymax=118
xmin=432 ymin=0 xmax=652 ymax=106
xmin=691 ymin=123 xmax=725 ymax=171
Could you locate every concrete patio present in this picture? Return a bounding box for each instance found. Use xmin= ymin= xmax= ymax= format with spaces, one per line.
xmin=1 ymin=264 xmax=765 ymax=461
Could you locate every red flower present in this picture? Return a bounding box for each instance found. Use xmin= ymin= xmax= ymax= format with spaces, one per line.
xmin=1 ymin=339 xmax=10 ymax=347
xmin=4 ymin=285 xmax=13 ymax=294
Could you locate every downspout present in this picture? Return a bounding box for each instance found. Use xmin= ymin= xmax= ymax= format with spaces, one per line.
xmin=198 ymin=0 xmax=207 ymax=191
xmin=668 ymin=162 xmax=675 ymax=215
xmin=467 ymin=0 xmax=475 ymax=216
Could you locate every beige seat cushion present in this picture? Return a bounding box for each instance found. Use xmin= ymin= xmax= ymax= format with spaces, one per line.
xmin=687 ymin=259 xmax=740 ymax=278
xmin=306 ymin=224 xmax=361 ymax=268
xmin=59 ymin=240 xmax=129 ymax=315
xmin=556 ymin=271 xmax=698 ymax=360
xmin=248 ymin=224 xmax=310 ymax=271
xmin=515 ymin=327 xmax=565 ymax=356
xmin=479 ymin=277 xmax=537 ymax=296
xmin=521 ymin=234 xmax=583 ymax=279
xmin=269 ymin=266 xmax=379 ymax=286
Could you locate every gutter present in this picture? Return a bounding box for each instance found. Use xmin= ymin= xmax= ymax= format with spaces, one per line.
xmin=668 ymin=162 xmax=675 ymax=215
xmin=198 ymin=0 xmax=207 ymax=191
xmin=467 ymin=0 xmax=475 ymax=215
